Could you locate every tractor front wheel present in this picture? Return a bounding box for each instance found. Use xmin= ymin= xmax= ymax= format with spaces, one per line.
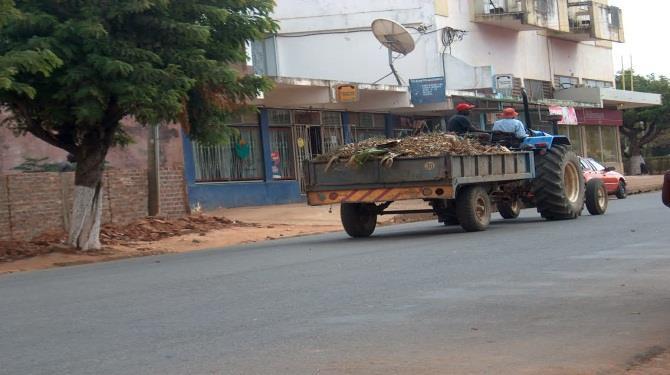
xmin=585 ymin=179 xmax=608 ymax=215
xmin=498 ymin=199 xmax=521 ymax=219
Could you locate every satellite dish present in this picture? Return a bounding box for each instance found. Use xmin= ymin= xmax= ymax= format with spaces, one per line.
xmin=372 ymin=19 xmax=415 ymax=55
xmin=371 ymin=19 xmax=415 ymax=86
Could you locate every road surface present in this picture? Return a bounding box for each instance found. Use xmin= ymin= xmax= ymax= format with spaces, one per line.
xmin=1 ymin=193 xmax=669 ymax=374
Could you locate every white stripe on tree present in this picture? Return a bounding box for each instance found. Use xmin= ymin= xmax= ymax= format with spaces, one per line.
xmin=68 ymin=184 xmax=103 ymax=250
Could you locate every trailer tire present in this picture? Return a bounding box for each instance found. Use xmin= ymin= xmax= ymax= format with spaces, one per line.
xmin=532 ymin=145 xmax=584 ymax=220
xmin=456 ymin=186 xmax=491 ymax=232
xmin=585 ymin=179 xmax=608 ymax=215
xmin=498 ymin=199 xmax=521 ymax=219
xmin=340 ymin=203 xmax=377 ymax=238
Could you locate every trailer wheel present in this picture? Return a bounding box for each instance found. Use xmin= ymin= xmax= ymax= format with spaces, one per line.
xmin=456 ymin=186 xmax=491 ymax=232
xmin=532 ymin=145 xmax=584 ymax=220
xmin=498 ymin=199 xmax=521 ymax=219
xmin=585 ymin=179 xmax=608 ymax=215
xmin=340 ymin=203 xmax=377 ymax=238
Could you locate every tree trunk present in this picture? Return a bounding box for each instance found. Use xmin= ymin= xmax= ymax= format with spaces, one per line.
xmin=68 ymin=144 xmax=108 ymax=251
xmin=628 ymin=141 xmax=642 ymax=176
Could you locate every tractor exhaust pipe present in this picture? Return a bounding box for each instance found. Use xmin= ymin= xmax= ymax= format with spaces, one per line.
xmin=521 ymin=88 xmax=532 ymax=133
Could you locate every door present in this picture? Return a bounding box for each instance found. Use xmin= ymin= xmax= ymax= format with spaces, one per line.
xmin=293 ymin=124 xmax=312 ymax=193
xmin=589 ymin=158 xmax=618 ymax=192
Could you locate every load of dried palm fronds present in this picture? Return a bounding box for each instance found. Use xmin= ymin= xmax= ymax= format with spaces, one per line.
xmin=317 ymin=132 xmax=511 ymax=169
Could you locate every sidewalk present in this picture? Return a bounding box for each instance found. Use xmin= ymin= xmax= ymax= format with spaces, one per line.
xmin=626 ymin=175 xmax=665 ymax=194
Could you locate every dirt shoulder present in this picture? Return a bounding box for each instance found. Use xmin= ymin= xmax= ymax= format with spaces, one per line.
xmin=0 ymin=221 xmax=344 ymax=275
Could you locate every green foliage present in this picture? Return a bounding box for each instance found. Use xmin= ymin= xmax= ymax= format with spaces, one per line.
xmin=0 ymin=0 xmax=277 ymax=158
xmin=616 ymin=72 xmax=670 ymax=152
xmin=13 ymin=156 xmax=74 ymax=172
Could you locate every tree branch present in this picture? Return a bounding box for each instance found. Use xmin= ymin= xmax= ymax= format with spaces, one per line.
xmin=639 ymin=122 xmax=659 ymax=145
xmin=12 ymin=102 xmax=78 ymax=154
xmin=620 ymin=126 xmax=635 ymax=138
xmin=27 ymin=124 xmax=77 ymax=154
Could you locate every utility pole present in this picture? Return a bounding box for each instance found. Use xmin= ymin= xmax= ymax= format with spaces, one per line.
xmin=621 ymin=56 xmax=626 ymax=90
xmin=148 ymin=124 xmax=161 ymax=216
xmin=630 ymin=55 xmax=634 ymax=91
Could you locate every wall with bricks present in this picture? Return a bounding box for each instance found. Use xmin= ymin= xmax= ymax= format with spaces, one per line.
xmin=0 ymin=168 xmax=188 ymax=241
xmin=0 ymin=112 xmax=184 ymax=174
xmin=159 ymin=169 xmax=189 ymax=218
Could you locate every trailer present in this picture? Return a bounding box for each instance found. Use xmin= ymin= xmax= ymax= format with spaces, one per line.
xmin=305 ymin=151 xmax=536 ymax=236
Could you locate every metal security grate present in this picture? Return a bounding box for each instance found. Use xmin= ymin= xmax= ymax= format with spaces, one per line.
xmin=192 ymin=127 xmax=264 ymax=182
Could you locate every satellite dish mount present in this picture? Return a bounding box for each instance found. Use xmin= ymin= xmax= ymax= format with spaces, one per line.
xmin=371 ymin=19 xmax=415 ymax=86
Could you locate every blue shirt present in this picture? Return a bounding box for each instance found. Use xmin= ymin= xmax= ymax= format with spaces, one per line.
xmin=492 ymin=119 xmax=527 ymax=139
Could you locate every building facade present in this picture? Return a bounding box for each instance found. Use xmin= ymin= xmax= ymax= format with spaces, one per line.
xmin=182 ymin=0 xmax=661 ymax=209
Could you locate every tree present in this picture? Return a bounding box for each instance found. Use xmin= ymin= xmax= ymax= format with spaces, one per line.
xmin=617 ymin=72 xmax=670 ymax=175
xmin=0 ymin=0 xmax=276 ymax=249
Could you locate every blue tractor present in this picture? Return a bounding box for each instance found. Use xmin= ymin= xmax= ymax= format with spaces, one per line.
xmin=493 ymin=90 xmax=586 ymax=221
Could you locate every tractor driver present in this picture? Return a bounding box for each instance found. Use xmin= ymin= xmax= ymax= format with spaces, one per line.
xmin=492 ymin=107 xmax=528 ymax=139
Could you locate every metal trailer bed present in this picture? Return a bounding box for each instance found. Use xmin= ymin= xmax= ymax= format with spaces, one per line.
xmin=305 ymin=152 xmax=535 ymax=206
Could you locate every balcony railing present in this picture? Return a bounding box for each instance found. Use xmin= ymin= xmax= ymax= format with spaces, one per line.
xmin=473 ymin=0 xmax=569 ymax=32
xmin=549 ymin=1 xmax=624 ymax=42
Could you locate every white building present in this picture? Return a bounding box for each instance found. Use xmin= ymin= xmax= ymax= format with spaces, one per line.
xmin=183 ymin=0 xmax=661 ymax=208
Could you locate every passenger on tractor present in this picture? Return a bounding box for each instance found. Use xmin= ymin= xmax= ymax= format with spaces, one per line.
xmin=447 ymin=102 xmax=491 ymax=143
xmin=492 ymin=107 xmax=527 ymax=149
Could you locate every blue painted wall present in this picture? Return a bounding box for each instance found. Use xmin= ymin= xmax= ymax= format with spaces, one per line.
xmin=181 ymin=109 xmax=304 ymax=209
xmin=187 ymin=180 xmax=303 ymax=209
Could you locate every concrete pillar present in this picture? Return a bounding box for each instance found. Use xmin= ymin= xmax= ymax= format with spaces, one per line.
xmin=342 ymin=112 xmax=352 ymax=144
xmin=259 ymin=108 xmax=273 ymax=182
xmin=385 ymin=113 xmax=395 ymax=138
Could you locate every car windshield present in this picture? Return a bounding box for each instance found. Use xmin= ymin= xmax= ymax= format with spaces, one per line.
xmin=587 ymin=159 xmax=606 ymax=171
xmin=580 ymin=159 xmax=594 ymax=171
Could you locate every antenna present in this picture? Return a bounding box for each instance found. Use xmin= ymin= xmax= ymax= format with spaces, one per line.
xmin=371 ymin=19 xmax=415 ymax=85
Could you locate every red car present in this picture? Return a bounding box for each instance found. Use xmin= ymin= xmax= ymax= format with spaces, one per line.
xmin=580 ymin=157 xmax=627 ymax=199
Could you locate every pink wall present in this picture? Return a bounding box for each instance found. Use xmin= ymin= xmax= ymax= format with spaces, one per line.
xmin=0 ymin=114 xmax=184 ymax=174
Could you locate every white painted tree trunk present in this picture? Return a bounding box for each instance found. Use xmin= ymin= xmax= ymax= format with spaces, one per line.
xmin=68 ymin=184 xmax=103 ymax=251
xmin=629 ymin=154 xmax=642 ymax=176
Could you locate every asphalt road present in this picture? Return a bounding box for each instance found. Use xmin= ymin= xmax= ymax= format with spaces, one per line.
xmin=1 ymin=193 xmax=669 ymax=375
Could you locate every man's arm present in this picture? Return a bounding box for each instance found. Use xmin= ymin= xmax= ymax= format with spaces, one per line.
xmin=663 ymin=171 xmax=670 ymax=208
xmin=515 ymin=120 xmax=527 ymax=139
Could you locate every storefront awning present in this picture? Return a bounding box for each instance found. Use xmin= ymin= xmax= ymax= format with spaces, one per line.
xmin=254 ymin=76 xmax=412 ymax=112
xmin=554 ymin=87 xmax=662 ymax=109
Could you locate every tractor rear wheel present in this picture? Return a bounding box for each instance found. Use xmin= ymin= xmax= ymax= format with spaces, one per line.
xmin=456 ymin=186 xmax=491 ymax=232
xmin=585 ymin=179 xmax=608 ymax=215
xmin=532 ymin=145 xmax=584 ymax=220
xmin=340 ymin=203 xmax=377 ymax=238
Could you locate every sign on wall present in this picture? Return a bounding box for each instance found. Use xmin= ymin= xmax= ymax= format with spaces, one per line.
xmin=494 ymin=74 xmax=514 ymax=97
xmin=577 ymin=108 xmax=623 ymax=126
xmin=409 ymin=77 xmax=446 ymax=105
xmin=335 ymin=84 xmax=359 ymax=103
xmin=548 ymin=106 xmax=578 ymax=125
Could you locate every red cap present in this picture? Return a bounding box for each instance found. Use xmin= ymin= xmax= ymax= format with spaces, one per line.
xmin=456 ymin=103 xmax=475 ymax=112
xmin=501 ymin=107 xmax=519 ymax=118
